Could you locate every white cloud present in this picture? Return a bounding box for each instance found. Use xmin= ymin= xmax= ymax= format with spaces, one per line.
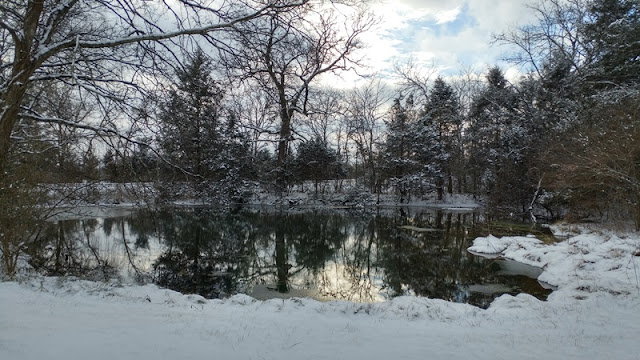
xmin=352 ymin=0 xmax=539 ymax=84
xmin=435 ymin=6 xmax=462 ymax=24
xmin=395 ymin=0 xmax=465 ymax=13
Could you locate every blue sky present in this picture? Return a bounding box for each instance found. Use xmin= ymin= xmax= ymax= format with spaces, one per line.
xmin=357 ymin=0 xmax=538 ymax=82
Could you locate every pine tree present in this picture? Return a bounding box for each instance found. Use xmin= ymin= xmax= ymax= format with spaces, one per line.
xmin=293 ymin=137 xmax=344 ymax=194
xmin=157 ymin=49 xmax=252 ymax=200
xmin=381 ymin=96 xmax=418 ymax=202
xmin=469 ymin=67 xmax=555 ymax=213
xmin=82 ymin=148 xmax=100 ymax=181
xmin=158 ymin=49 xmax=225 ymax=180
xmin=467 ymin=67 xmax=518 ymax=198
xmin=583 ymin=0 xmax=640 ymax=86
xmin=413 ymin=77 xmax=462 ymax=200
xmin=102 ymin=150 xmax=120 ymax=182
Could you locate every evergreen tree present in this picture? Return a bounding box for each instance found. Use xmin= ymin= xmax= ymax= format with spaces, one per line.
xmin=157 ymin=49 xmax=252 ymax=201
xmin=469 ymin=66 xmax=562 ymax=214
xmin=129 ymin=141 xmax=158 ymax=182
xmin=158 ymin=49 xmax=225 ymax=180
xmin=467 ymin=67 xmax=518 ymax=198
xmin=293 ymin=137 xmax=345 ymax=194
xmin=82 ymin=148 xmax=100 ymax=181
xmin=583 ymin=0 xmax=640 ymax=86
xmin=412 ymin=77 xmax=462 ymax=200
xmin=381 ymin=96 xmax=419 ymax=202
xmin=102 ymin=150 xmax=120 ymax=182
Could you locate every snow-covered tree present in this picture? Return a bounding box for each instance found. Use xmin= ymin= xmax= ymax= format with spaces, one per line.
xmin=380 ymin=96 xmax=419 ymax=202
xmin=467 ymin=67 xmax=518 ymax=196
xmin=220 ymin=4 xmax=374 ymax=191
xmin=158 ymin=50 xmax=225 ymax=179
xmin=413 ymin=77 xmax=462 ymax=200
xmin=292 ymin=137 xmax=345 ymax=194
xmin=157 ymin=50 xmax=251 ymax=197
xmin=0 ymin=0 xmax=309 ymax=179
xmin=489 ymin=0 xmax=640 ymax=223
xmin=583 ymin=0 xmax=640 ymax=86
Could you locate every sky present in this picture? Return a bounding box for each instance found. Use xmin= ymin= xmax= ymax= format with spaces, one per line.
xmin=353 ymin=0 xmax=539 ymax=84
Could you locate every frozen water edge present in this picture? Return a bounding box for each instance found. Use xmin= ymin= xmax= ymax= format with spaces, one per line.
xmin=1 ymin=225 xmax=640 ymax=359
xmin=469 ymin=224 xmax=640 ymax=297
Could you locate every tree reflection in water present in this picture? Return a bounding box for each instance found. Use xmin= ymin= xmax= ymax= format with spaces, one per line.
xmin=28 ymin=207 xmax=551 ymax=308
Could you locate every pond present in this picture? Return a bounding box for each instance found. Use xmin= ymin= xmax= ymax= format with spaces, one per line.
xmin=29 ymin=206 xmax=553 ymax=308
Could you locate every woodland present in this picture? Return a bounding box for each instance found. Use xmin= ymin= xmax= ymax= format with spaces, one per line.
xmin=1 ymin=0 xmax=639 ymax=275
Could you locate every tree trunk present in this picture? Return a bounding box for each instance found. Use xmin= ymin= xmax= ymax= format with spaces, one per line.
xmin=0 ymin=110 xmax=15 ymax=177
xmin=0 ymin=0 xmax=44 ymax=179
xmin=0 ymin=88 xmax=28 ymax=178
xmin=54 ymin=224 xmax=65 ymax=274
xmin=436 ymin=177 xmax=444 ymax=201
xmin=636 ymin=199 xmax=640 ymax=231
xmin=276 ymin=110 xmax=292 ymax=192
xmin=275 ymin=228 xmax=288 ymax=293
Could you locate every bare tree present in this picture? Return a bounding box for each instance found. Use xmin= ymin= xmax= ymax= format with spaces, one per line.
xmin=300 ymin=87 xmax=345 ymax=145
xmin=546 ymin=93 xmax=640 ymax=228
xmin=0 ymin=0 xmax=311 ymax=177
xmin=449 ymin=64 xmax=485 ymax=116
xmin=393 ymin=59 xmax=439 ymax=104
xmin=219 ymin=3 xmax=375 ymax=190
xmin=231 ymin=89 xmax=279 ymax=158
xmin=0 ymin=0 xmax=315 ymax=276
xmin=345 ymin=78 xmax=389 ymax=191
xmin=493 ymin=0 xmax=590 ymax=78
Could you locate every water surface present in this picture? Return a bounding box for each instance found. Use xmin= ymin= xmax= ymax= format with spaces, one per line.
xmin=30 ymin=206 xmax=552 ymax=308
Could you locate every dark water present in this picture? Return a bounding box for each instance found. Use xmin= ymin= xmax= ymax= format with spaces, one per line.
xmin=29 ymin=207 xmax=552 ymax=308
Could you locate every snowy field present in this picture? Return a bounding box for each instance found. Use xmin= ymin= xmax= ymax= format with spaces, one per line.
xmin=2 ymin=224 xmax=639 ymax=360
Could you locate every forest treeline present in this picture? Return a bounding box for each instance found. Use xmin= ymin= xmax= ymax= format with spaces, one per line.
xmin=1 ymin=0 xmax=639 ymax=275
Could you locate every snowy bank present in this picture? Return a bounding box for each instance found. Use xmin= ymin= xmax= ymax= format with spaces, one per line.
xmin=1 ymin=226 xmax=640 ymax=360
xmin=470 ymin=225 xmax=640 ymax=299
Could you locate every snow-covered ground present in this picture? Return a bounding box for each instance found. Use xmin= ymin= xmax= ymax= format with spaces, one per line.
xmin=2 ymin=224 xmax=639 ymax=360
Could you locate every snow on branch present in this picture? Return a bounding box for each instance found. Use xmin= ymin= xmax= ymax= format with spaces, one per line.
xmin=35 ymin=1 xmax=309 ymax=64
